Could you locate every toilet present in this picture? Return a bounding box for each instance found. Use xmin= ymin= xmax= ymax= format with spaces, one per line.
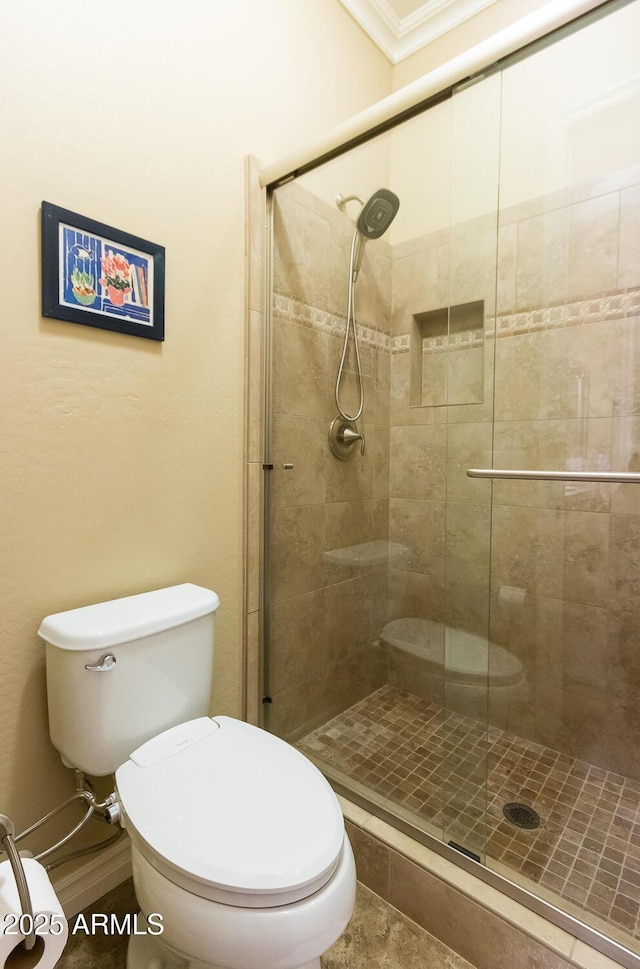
xmin=380 ymin=616 xmax=527 ymax=724
xmin=39 ymin=584 xmax=356 ymax=969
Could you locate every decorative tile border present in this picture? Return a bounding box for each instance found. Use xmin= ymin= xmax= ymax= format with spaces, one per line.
xmin=494 ymin=288 xmax=640 ymax=340
xmin=273 ymin=290 xmax=392 ymax=351
xmin=276 ymin=286 xmax=640 ymax=359
xmin=422 ymin=333 xmax=485 ymax=353
xmin=390 ymin=287 xmax=640 ymax=354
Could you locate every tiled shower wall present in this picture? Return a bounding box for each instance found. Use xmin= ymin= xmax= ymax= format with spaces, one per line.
xmin=386 ymin=212 xmax=497 ymax=702
xmin=490 ymin=169 xmax=640 ymax=779
xmin=387 ymin=166 xmax=640 ymax=780
xmin=265 ymin=165 xmax=640 ymax=781
xmin=266 ymin=182 xmax=392 ymax=740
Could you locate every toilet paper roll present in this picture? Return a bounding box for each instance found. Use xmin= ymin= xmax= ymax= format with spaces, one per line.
xmin=0 ymin=858 xmax=68 ymax=969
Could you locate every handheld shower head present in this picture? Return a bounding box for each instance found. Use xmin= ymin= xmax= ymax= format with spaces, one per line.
xmin=351 ymin=188 xmax=400 ymax=279
xmin=334 ymin=188 xmax=400 ymax=427
xmin=356 ymin=188 xmax=400 ymax=239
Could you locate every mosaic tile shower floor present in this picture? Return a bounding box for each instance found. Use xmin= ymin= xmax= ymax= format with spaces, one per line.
xmin=298 ymin=685 xmax=640 ymax=948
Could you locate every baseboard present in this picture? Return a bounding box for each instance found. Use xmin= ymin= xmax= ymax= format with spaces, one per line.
xmin=52 ymin=832 xmax=132 ymax=918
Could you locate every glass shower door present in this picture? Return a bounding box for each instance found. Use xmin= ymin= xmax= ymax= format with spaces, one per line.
xmin=264 ymin=156 xmax=392 ymax=747
xmin=486 ymin=0 xmax=640 ymax=951
xmin=263 ymin=78 xmax=504 ymax=859
xmin=437 ymin=71 xmax=501 ymax=861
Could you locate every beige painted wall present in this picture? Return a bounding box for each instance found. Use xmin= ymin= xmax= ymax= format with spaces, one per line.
xmin=0 ymin=0 xmax=391 ymax=847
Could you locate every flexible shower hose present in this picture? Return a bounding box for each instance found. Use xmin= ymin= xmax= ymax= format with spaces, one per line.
xmin=335 ymin=227 xmax=365 ymax=422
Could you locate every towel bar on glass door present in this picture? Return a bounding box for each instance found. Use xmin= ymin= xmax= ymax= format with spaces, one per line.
xmin=466 ymin=469 xmax=640 ymax=483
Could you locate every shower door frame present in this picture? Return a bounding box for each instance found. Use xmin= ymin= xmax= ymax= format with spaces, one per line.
xmin=247 ymin=3 xmax=640 ymax=966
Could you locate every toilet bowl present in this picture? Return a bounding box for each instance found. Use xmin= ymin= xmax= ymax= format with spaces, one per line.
xmin=116 ymin=716 xmax=355 ymax=969
xmin=129 ymin=833 xmax=355 ymax=969
xmin=380 ymin=617 xmax=527 ymax=723
xmin=39 ymin=585 xmax=356 ymax=969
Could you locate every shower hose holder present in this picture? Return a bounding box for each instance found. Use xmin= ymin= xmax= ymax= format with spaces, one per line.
xmin=329 ymin=416 xmax=365 ymax=460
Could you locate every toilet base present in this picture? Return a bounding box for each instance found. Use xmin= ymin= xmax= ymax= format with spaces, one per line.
xmin=129 ymin=833 xmax=355 ymax=969
xmin=127 ymin=930 xmax=321 ymax=969
xmin=127 ymin=928 xmax=187 ymax=969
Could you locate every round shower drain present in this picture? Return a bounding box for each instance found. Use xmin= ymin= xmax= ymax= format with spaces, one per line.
xmin=503 ymin=802 xmax=541 ymax=829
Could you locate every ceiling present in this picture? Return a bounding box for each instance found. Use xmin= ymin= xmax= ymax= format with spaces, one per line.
xmin=338 ymin=0 xmax=499 ymax=63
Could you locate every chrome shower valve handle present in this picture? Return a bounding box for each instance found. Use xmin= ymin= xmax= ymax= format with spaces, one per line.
xmin=341 ymin=425 xmax=365 ymax=455
xmin=329 ymin=417 xmax=365 ymax=460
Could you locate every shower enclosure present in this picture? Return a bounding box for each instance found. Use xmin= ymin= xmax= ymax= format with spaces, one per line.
xmin=257 ymin=0 xmax=640 ymax=962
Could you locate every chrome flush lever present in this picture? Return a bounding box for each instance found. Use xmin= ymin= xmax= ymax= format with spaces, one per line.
xmin=85 ymin=653 xmax=117 ymax=672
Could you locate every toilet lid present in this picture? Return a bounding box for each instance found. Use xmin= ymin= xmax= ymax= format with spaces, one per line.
xmin=380 ymin=618 xmax=523 ymax=686
xmin=115 ymin=716 xmax=344 ymax=900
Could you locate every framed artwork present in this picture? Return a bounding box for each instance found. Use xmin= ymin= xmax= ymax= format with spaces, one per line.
xmin=41 ymin=201 xmax=165 ymax=341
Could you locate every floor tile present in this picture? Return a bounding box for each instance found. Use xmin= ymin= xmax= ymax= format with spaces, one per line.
xmin=56 ymin=877 xmax=470 ymax=968
xmin=299 ymin=685 xmax=640 ymax=948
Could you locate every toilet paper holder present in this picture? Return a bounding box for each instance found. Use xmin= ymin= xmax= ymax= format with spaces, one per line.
xmin=0 ymin=813 xmax=36 ymax=951
xmin=0 ymin=775 xmax=121 ymax=954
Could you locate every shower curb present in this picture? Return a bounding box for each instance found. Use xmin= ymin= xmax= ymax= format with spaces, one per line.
xmin=338 ymin=794 xmax=637 ymax=969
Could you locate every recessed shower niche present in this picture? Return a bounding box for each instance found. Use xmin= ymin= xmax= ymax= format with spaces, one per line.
xmin=410 ymin=300 xmax=484 ymax=408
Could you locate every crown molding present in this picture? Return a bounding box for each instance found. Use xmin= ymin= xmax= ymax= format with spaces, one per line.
xmin=339 ymin=0 xmax=500 ymax=62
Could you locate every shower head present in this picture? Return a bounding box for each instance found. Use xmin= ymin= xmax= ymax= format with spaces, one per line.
xmin=356 ymin=188 xmax=400 ymax=239
xmin=334 ymin=188 xmax=400 ymax=424
xmin=351 ymin=188 xmax=400 ymax=279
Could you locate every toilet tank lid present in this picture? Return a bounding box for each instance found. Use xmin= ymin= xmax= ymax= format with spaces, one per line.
xmin=38 ymin=584 xmax=220 ymax=650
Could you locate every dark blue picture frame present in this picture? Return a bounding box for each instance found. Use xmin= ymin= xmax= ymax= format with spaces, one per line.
xmin=41 ymin=202 xmax=165 ymax=342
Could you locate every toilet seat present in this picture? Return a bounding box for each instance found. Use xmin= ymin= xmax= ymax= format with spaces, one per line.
xmin=115 ymin=716 xmax=345 ymax=908
xmin=380 ymin=617 xmax=523 ymax=685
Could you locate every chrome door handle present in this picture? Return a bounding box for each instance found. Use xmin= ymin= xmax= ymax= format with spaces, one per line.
xmin=85 ymin=653 xmax=117 ymax=672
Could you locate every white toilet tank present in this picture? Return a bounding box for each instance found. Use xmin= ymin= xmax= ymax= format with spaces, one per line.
xmin=39 ymin=584 xmax=220 ymax=776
